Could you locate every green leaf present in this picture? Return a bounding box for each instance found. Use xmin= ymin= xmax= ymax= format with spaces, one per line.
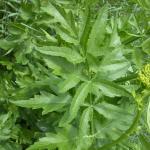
xmin=142 ymin=38 xmax=150 ymax=54
xmin=109 ymin=18 xmax=121 ymax=47
xmin=11 ymin=92 xmax=71 ymax=115
xmin=56 ymin=29 xmax=78 ymax=45
xmin=87 ymin=53 xmax=99 ymax=73
xmin=0 ymin=112 xmax=18 ymax=141
xmin=43 ymin=56 xmax=86 ymax=81
xmin=136 ymin=0 xmax=150 ymax=9
xmin=94 ymin=102 xmax=132 ymax=120
xmin=68 ymin=81 xmax=91 ymax=123
xmin=147 ymin=98 xmax=150 ymax=130
xmin=41 ymin=1 xmax=75 ymax=34
xmin=43 ymin=56 xmax=73 ymax=75
xmin=27 ymin=133 xmax=67 ymax=150
xmin=87 ymin=5 xmax=108 ymax=56
xmin=77 ymin=107 xmax=93 ymax=149
xmin=0 ymin=39 xmax=15 ymax=50
xmin=139 ymin=135 xmax=150 ymax=150
xmin=58 ymin=75 xmax=80 ymax=93
xmin=36 ymin=46 xmax=84 ymax=64
xmin=8 ymin=23 xmax=26 ymax=35
xmin=19 ymin=2 xmax=33 ymax=21
xmin=132 ymin=48 xmax=144 ymax=69
xmin=99 ymin=49 xmax=130 ymax=80
xmin=93 ymin=79 xmax=131 ymax=97
xmin=0 ymin=142 xmax=22 ymax=150
xmin=93 ymin=102 xmax=134 ymax=141
xmin=128 ymin=14 xmax=140 ymax=33
xmin=41 ymin=29 xmax=58 ymax=43
xmin=80 ymin=8 xmax=92 ymax=52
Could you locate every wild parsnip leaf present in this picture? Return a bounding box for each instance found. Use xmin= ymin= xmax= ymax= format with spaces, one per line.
xmin=27 ymin=133 xmax=67 ymax=150
xmin=43 ymin=56 xmax=74 ymax=75
xmin=67 ymin=81 xmax=91 ymax=123
xmin=11 ymin=92 xmax=71 ymax=115
xmin=41 ymin=2 xmax=68 ymax=27
xmin=58 ymin=74 xmax=80 ymax=93
xmin=36 ymin=46 xmax=84 ymax=64
xmin=41 ymin=29 xmax=58 ymax=43
xmin=147 ymin=98 xmax=150 ymax=130
xmin=77 ymin=107 xmax=93 ymax=150
xmin=109 ymin=19 xmax=121 ymax=47
xmin=87 ymin=53 xmax=99 ymax=72
xmin=19 ymin=2 xmax=33 ymax=21
xmin=0 ymin=39 xmax=15 ymax=50
xmin=28 ymin=125 xmax=77 ymax=150
xmin=55 ymin=26 xmax=78 ymax=44
xmin=136 ymin=0 xmax=150 ymax=9
xmin=99 ymin=49 xmax=130 ymax=80
xmin=142 ymin=38 xmax=150 ymax=54
xmin=0 ymin=112 xmax=19 ymax=141
xmin=93 ymin=79 xmax=131 ymax=97
xmin=139 ymin=135 xmax=150 ymax=150
xmin=132 ymin=48 xmax=144 ymax=69
xmin=80 ymin=8 xmax=92 ymax=52
xmin=0 ymin=142 xmax=21 ymax=150
xmin=93 ymin=102 xmax=134 ymax=141
xmin=94 ymin=102 xmax=132 ymax=119
xmin=41 ymin=1 xmax=76 ymax=35
xmin=87 ymin=5 xmax=108 ymax=56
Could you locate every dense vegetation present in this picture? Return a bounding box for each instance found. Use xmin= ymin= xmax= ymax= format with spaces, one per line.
xmin=0 ymin=0 xmax=150 ymax=149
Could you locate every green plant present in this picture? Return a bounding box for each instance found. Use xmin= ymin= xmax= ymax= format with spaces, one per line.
xmin=0 ymin=0 xmax=150 ymax=150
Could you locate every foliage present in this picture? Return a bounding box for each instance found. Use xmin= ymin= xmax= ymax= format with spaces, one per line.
xmin=0 ymin=0 xmax=150 ymax=150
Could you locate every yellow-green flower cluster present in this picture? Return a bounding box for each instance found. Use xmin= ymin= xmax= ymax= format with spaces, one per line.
xmin=139 ymin=64 xmax=150 ymax=87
